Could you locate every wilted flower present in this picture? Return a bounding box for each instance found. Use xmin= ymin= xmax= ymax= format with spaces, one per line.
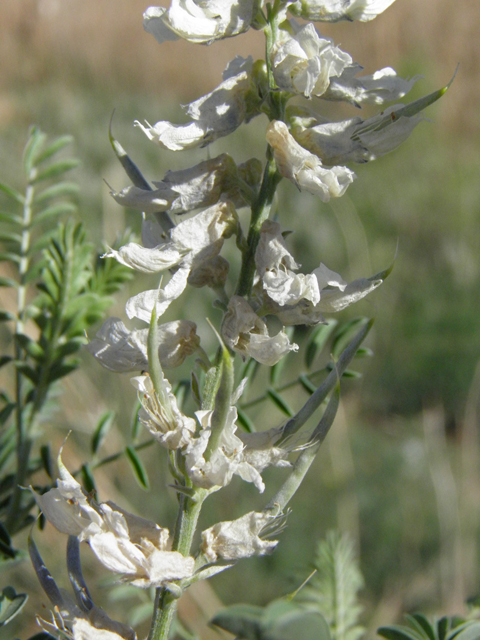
xmin=271 ymin=22 xmax=352 ymax=98
xmin=266 ymin=120 xmax=355 ymax=201
xmin=201 ymin=511 xmax=279 ymax=562
xmin=323 ymin=64 xmax=421 ymax=106
xmin=255 ymin=221 xmax=384 ymax=324
xmin=290 ymin=104 xmax=424 ymax=165
xmin=136 ymin=57 xmax=260 ymax=150
xmin=185 ymin=406 xmax=267 ymax=492
xmin=131 ymin=374 xmax=196 ymax=449
xmin=33 ymin=453 xmax=195 ymax=588
xmin=222 ymin=295 xmax=298 ymax=365
xmin=105 ymin=200 xmax=238 ymax=273
xmin=111 ymin=154 xmax=259 ymax=216
xmin=86 ymin=317 xmax=199 ymax=371
xmin=289 ymin=0 xmax=397 ymax=22
xmin=143 ymin=1 xmax=261 ymax=45
xmin=187 ymin=255 xmax=230 ymax=289
xmin=37 ymin=593 xmax=136 ymax=640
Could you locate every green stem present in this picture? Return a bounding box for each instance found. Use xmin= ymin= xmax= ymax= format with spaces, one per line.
xmin=148 ymin=492 xmax=206 ymax=640
xmin=236 ymin=158 xmax=281 ymax=298
xmin=6 ymin=180 xmax=34 ymax=532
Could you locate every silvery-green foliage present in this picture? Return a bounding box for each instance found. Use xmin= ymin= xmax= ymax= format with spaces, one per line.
xmin=300 ymin=531 xmax=365 ymax=640
xmin=378 ymin=612 xmax=480 ymax=640
xmin=0 ymin=128 xmax=132 ymax=630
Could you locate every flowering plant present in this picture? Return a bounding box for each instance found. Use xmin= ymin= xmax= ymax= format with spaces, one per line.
xmin=0 ymin=1 xmax=454 ymax=639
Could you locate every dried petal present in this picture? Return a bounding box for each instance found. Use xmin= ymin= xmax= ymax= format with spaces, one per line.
xmin=201 ymin=511 xmax=278 ymax=562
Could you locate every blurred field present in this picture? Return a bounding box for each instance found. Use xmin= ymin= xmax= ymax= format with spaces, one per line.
xmin=1 ymin=0 xmax=480 ymax=638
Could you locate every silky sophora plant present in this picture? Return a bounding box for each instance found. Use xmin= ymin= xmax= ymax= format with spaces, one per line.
xmin=29 ymin=2 xmax=451 ymax=639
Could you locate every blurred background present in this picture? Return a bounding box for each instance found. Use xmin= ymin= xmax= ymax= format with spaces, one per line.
xmin=1 ymin=0 xmax=480 ymax=638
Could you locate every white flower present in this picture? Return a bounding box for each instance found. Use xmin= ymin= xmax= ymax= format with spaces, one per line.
xmin=289 ymin=0 xmax=397 ymax=22
xmin=143 ymin=1 xmax=261 ymax=45
xmin=222 ymin=295 xmax=298 ymax=366
xmin=255 ymin=220 xmax=320 ymax=307
xmin=185 ymin=406 xmax=267 ymax=491
xmin=136 ymin=57 xmax=260 ymax=151
xmin=86 ymin=317 xmax=199 ymax=371
xmin=131 ymin=374 xmax=196 ymax=449
xmin=271 ymin=22 xmax=352 ymax=98
xmin=266 ymin=120 xmax=355 ymax=201
xmin=34 ymin=454 xmax=194 ymax=588
xmin=291 ymin=104 xmax=424 ymax=165
xmin=39 ymin=605 xmax=137 ymax=640
xmin=111 ymin=154 xmax=258 ymax=216
xmin=255 ymin=221 xmax=383 ymax=324
xmin=268 ymin=264 xmax=383 ymax=325
xmin=323 ymin=64 xmax=422 ymax=106
xmin=105 ymin=201 xmax=238 ymax=273
xmin=239 ymin=426 xmax=292 ymax=472
xmin=201 ymin=511 xmax=279 ymax=562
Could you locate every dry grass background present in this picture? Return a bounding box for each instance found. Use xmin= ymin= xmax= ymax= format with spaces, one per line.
xmin=0 ymin=0 xmax=479 ymax=131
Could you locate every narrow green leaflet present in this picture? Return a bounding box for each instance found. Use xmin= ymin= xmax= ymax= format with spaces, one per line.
xmin=91 ymin=411 xmax=116 ymax=455
xmin=305 ymin=319 xmax=338 ymax=369
xmin=0 ymin=586 xmax=28 ymax=627
xmin=125 ymin=446 xmax=150 ymax=490
xmin=267 ymin=388 xmax=294 ymax=417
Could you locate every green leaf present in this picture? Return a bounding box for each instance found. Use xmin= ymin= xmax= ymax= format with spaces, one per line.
xmin=0 ymin=276 xmax=18 ymax=288
xmin=190 ymin=372 xmax=201 ymax=407
xmin=31 ymin=202 xmax=77 ymax=226
xmin=299 ymin=374 xmax=317 ymax=395
xmin=0 ymin=182 xmax=24 ymax=204
xmin=15 ymin=334 xmax=45 ymax=360
xmin=0 ymin=402 xmax=16 ymax=426
xmin=377 ymin=626 xmax=427 ymax=640
xmin=131 ymin=402 xmax=142 ymax=442
xmin=31 ymin=159 xmax=80 ymax=184
xmin=237 ymin=407 xmax=255 ymax=433
xmin=125 ymin=446 xmax=150 ymax=490
xmin=0 ymin=586 xmax=28 ymax=626
xmin=0 ymin=230 xmax=22 ymax=244
xmin=91 ymin=411 xmax=115 ymax=455
xmin=408 ymin=614 xmax=436 ymax=640
xmin=331 ymin=318 xmax=369 ymax=359
xmin=0 ymin=311 xmax=15 ymax=322
xmin=47 ymin=361 xmax=79 ymax=383
xmin=81 ymin=464 xmax=97 ymax=500
xmin=14 ymin=362 xmax=38 ymax=384
xmin=305 ymin=320 xmax=338 ymax=369
xmin=0 ymin=211 xmax=22 ymax=225
xmin=211 ymin=604 xmax=265 ymax=639
xmin=32 ymin=135 xmax=74 ymax=167
xmin=0 ymin=523 xmax=11 ymax=548
xmin=0 ymin=538 xmax=16 ymax=560
xmin=40 ymin=445 xmax=53 ymax=479
xmin=448 ymin=622 xmax=480 ymax=640
xmin=265 ymin=608 xmax=331 ymax=640
xmin=34 ymin=181 xmax=80 ymax=205
xmin=0 ymin=251 xmax=21 ymax=264
xmin=267 ymin=388 xmax=294 ymax=417
xmin=23 ymin=127 xmax=48 ymax=175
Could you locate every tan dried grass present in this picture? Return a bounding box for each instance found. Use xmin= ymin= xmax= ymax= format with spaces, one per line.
xmin=0 ymin=0 xmax=477 ymax=131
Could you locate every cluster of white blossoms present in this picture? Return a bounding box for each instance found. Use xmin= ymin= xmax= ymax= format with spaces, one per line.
xmin=33 ymin=1 xmax=444 ymax=638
